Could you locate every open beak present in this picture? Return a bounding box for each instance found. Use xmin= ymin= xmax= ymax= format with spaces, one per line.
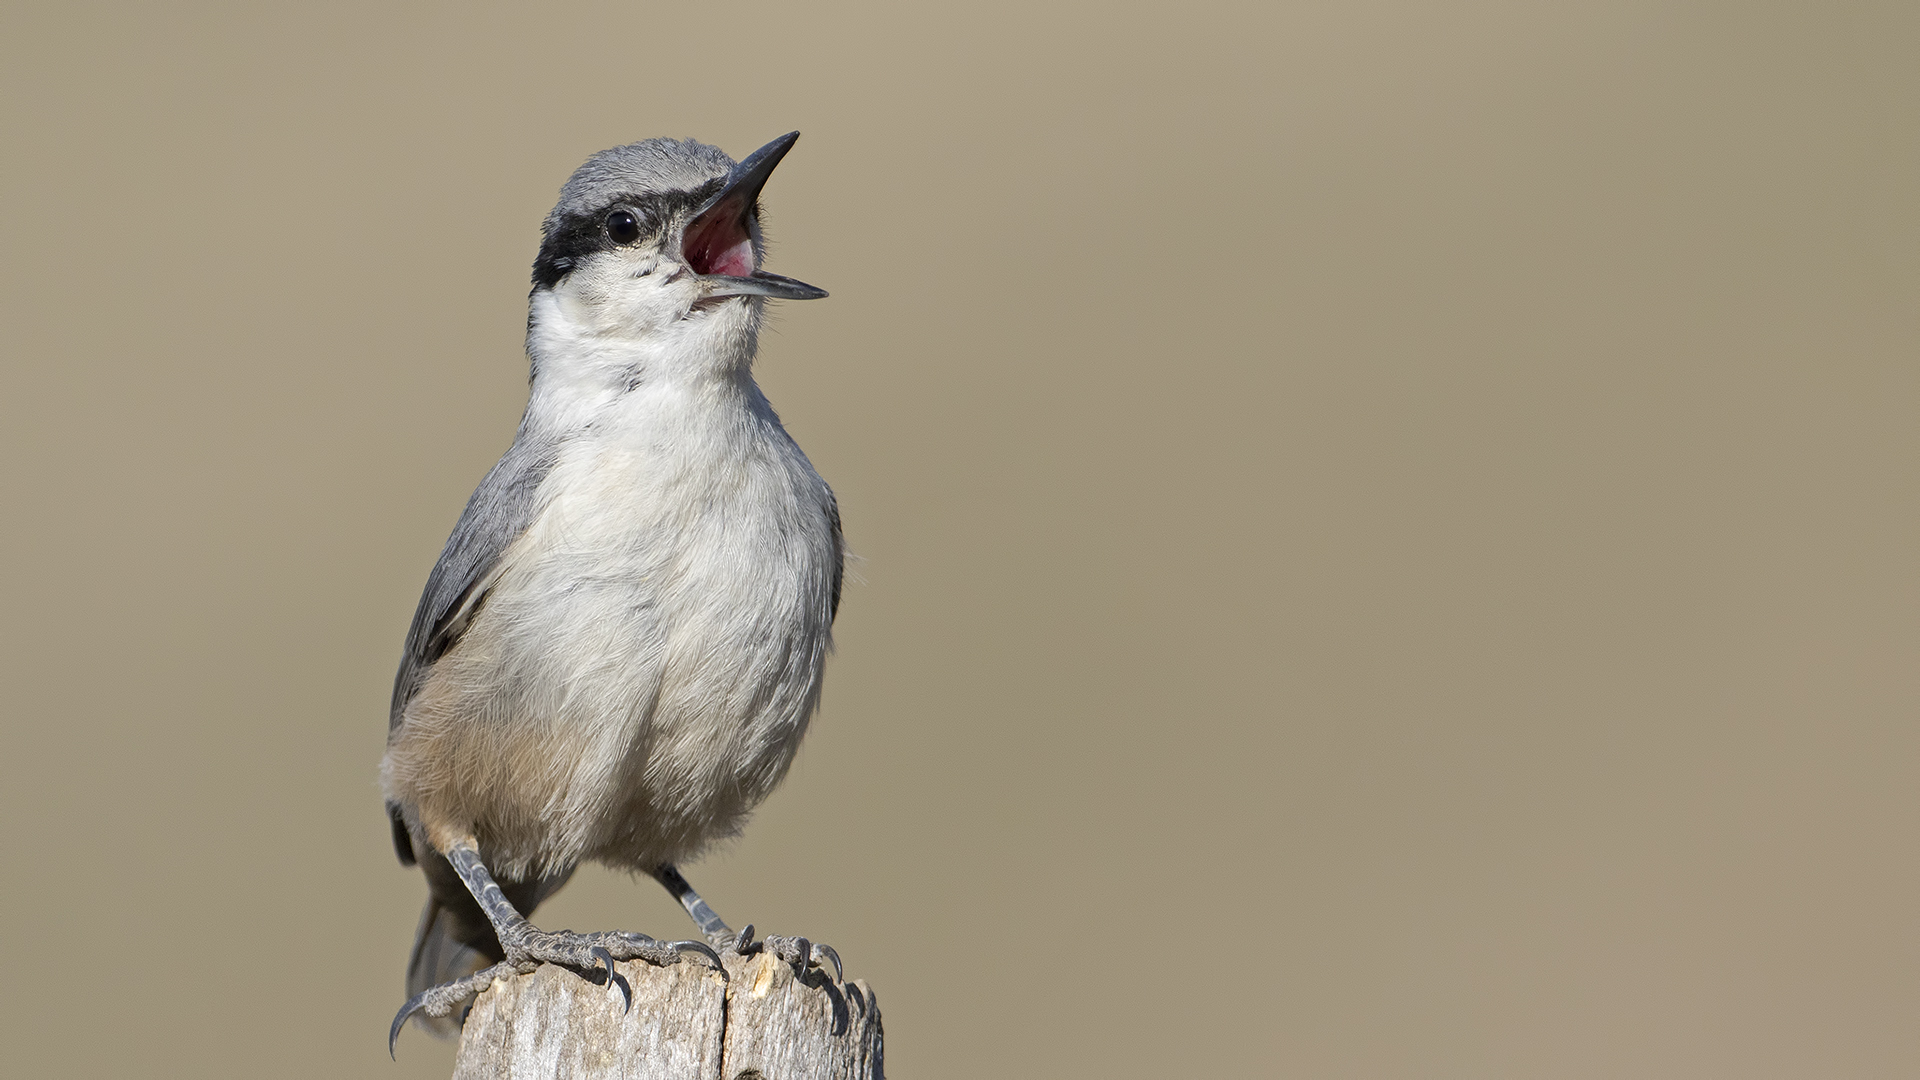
xmin=683 ymin=131 xmax=828 ymax=301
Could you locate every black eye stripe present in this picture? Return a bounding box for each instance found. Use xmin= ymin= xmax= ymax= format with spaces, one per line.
xmin=531 ymin=180 xmax=731 ymax=289
xmin=533 ymin=205 xmax=649 ymax=289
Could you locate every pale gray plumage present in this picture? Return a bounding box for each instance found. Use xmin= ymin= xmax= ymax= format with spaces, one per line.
xmin=388 ymin=430 xmax=559 ymax=733
xmin=381 ymin=133 xmax=844 ymax=1046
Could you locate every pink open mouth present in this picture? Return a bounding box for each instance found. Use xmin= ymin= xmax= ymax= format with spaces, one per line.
xmin=682 ymin=198 xmax=755 ymax=279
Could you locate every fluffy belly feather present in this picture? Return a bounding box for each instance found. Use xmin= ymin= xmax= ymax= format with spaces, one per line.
xmin=384 ymin=429 xmax=837 ymax=880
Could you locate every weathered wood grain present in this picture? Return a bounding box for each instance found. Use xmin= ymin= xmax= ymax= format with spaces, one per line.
xmin=452 ymin=951 xmax=883 ymax=1079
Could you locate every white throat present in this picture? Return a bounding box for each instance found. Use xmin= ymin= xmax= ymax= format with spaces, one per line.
xmin=524 ymin=287 xmax=765 ymax=436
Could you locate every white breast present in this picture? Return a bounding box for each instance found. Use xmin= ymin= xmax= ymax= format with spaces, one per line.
xmin=442 ymin=376 xmax=839 ymax=874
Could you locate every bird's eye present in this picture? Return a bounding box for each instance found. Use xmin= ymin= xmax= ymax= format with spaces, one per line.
xmin=607 ymin=209 xmax=641 ymax=244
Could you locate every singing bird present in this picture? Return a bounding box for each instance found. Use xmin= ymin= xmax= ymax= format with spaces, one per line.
xmin=381 ymin=132 xmax=845 ymax=1048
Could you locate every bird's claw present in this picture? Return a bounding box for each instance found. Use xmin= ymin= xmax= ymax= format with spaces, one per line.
xmin=729 ymin=924 xmax=757 ymax=953
xmin=389 ymin=994 xmax=425 ymax=1060
xmin=811 ymin=942 xmax=844 ymax=984
xmin=589 ymin=944 xmax=616 ymax=980
xmin=669 ymin=938 xmax=728 ymax=979
xmin=589 ymin=946 xmax=632 ymax=1012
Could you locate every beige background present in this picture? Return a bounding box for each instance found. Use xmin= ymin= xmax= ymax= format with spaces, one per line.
xmin=2 ymin=2 xmax=1915 ymax=1076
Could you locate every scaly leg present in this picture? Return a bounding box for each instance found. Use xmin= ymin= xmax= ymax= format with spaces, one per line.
xmin=650 ymin=862 xmax=842 ymax=983
xmin=650 ymin=863 xmax=736 ymax=945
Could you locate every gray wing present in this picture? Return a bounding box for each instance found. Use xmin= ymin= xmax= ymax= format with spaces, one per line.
xmin=389 ymin=429 xmax=560 ymax=732
xmin=827 ymin=491 xmax=845 ymax=624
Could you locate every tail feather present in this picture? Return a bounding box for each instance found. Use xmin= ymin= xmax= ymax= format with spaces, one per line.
xmin=405 ymin=899 xmax=492 ymax=1039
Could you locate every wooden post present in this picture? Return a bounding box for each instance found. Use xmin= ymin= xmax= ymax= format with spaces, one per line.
xmin=451 ymin=950 xmax=884 ymax=1079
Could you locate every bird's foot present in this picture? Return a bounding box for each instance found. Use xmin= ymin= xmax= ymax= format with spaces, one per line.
xmin=501 ymin=926 xmax=727 ymax=1005
xmin=390 ymin=928 xmax=726 ymax=1055
xmin=728 ymin=924 xmax=843 ymax=984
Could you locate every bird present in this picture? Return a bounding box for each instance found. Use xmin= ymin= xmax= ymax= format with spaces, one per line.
xmin=380 ymin=132 xmax=845 ymax=1051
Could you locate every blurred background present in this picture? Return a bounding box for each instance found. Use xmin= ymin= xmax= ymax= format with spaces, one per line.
xmin=2 ymin=2 xmax=1914 ymax=1076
